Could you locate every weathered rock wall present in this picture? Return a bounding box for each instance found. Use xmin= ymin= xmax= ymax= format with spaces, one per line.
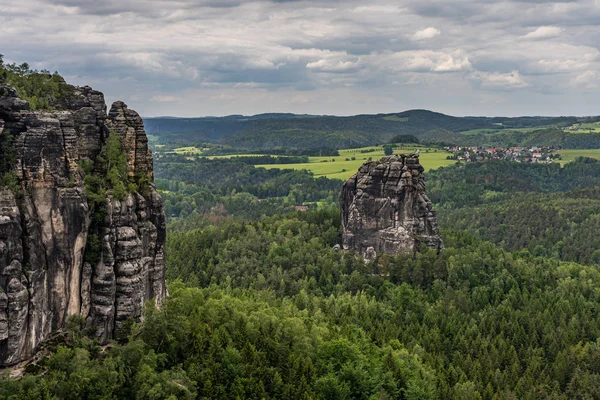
xmin=0 ymin=83 xmax=166 ymax=365
xmin=340 ymin=155 xmax=443 ymax=259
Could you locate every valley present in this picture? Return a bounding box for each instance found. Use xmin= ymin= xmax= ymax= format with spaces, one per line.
xmin=159 ymin=143 xmax=600 ymax=180
xmin=3 ymin=56 xmax=600 ymax=399
xmin=255 ymin=146 xmax=454 ymax=179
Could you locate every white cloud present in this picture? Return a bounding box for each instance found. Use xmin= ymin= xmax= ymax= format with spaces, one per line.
xmin=375 ymin=51 xmax=472 ymax=73
xmin=306 ymin=57 xmax=361 ymax=72
xmin=572 ymin=70 xmax=599 ymax=89
xmin=523 ymin=26 xmax=563 ymax=40
xmin=433 ymin=54 xmax=471 ymax=72
xmin=472 ymin=70 xmax=529 ymax=89
xmin=411 ymin=27 xmax=441 ymax=41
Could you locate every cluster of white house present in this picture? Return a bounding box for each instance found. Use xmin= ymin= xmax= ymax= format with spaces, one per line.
xmin=445 ymin=146 xmax=560 ymax=164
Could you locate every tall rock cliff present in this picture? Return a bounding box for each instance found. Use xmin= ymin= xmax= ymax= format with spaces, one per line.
xmin=0 ymin=80 xmax=166 ymax=365
xmin=340 ymin=154 xmax=443 ymax=259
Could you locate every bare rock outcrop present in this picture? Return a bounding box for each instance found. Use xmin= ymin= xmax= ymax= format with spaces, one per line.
xmin=0 ymin=81 xmax=166 ymax=365
xmin=340 ymin=154 xmax=443 ymax=259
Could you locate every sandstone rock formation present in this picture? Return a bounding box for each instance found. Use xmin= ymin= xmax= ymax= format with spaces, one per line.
xmin=340 ymin=155 xmax=443 ymax=259
xmin=0 ymin=81 xmax=166 ymax=365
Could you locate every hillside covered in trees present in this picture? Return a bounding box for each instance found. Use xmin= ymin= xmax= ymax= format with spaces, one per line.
xmin=144 ymin=109 xmax=600 ymax=151
xmin=3 ymin=155 xmax=600 ymax=399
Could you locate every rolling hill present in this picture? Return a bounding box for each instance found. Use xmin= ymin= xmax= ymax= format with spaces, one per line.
xmin=144 ymin=110 xmax=598 ymax=150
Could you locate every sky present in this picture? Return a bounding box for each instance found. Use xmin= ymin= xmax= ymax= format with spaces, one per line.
xmin=1 ymin=0 xmax=599 ymax=117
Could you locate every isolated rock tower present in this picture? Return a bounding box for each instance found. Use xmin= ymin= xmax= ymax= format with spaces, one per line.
xmin=340 ymin=154 xmax=443 ymax=259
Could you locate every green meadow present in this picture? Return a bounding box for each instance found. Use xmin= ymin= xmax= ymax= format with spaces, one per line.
xmin=566 ymin=122 xmax=600 ymax=133
xmin=174 ymin=146 xmax=205 ymax=154
xmin=170 ymin=145 xmax=600 ymax=180
xmin=257 ymin=146 xmax=455 ymax=180
xmin=206 ymin=153 xmax=268 ymax=159
xmin=558 ymin=149 xmax=600 ymax=164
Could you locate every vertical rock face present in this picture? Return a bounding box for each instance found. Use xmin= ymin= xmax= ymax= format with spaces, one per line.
xmin=340 ymin=155 xmax=443 ymax=259
xmin=0 ymin=82 xmax=166 ymax=365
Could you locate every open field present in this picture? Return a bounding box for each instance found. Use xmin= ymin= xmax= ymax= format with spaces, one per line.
xmin=168 ymin=145 xmax=600 ymax=179
xmin=172 ymin=148 xmax=266 ymax=158
xmin=206 ymin=153 xmax=268 ymax=159
xmin=257 ymin=146 xmax=455 ymax=180
xmin=174 ymin=146 xmax=205 ymax=154
xmin=558 ymin=149 xmax=600 ymax=165
xmin=460 ymin=126 xmax=562 ymax=135
xmin=565 ymin=123 xmax=600 ymax=133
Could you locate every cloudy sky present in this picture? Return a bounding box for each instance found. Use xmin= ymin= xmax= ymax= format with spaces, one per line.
xmin=1 ymin=0 xmax=599 ymax=117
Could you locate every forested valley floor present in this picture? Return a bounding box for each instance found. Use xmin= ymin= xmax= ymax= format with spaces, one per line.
xmin=3 ymin=155 xmax=600 ymax=399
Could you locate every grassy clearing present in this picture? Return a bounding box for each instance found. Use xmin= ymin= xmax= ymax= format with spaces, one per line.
xmin=558 ymin=149 xmax=600 ymax=165
xmin=460 ymin=125 xmax=562 ymax=135
xmin=503 ymin=126 xmax=560 ymax=133
xmin=257 ymin=146 xmax=455 ymax=180
xmin=205 ymin=154 xmax=268 ymax=159
xmin=566 ymin=123 xmax=600 ymax=133
xmin=174 ymin=146 xmax=203 ymax=154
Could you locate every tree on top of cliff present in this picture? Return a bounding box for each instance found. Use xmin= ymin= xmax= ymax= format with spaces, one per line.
xmin=0 ymin=54 xmax=72 ymax=110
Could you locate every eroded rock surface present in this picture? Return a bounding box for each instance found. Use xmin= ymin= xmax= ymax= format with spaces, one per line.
xmin=0 ymin=82 xmax=166 ymax=365
xmin=340 ymin=155 xmax=443 ymax=259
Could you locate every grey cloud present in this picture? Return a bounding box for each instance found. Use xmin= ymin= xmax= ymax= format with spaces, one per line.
xmin=406 ymin=0 xmax=485 ymax=20
xmin=46 ymin=0 xmax=247 ymax=16
xmin=0 ymin=0 xmax=598 ymax=116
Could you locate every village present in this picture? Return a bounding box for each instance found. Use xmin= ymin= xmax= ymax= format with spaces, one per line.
xmin=445 ymin=146 xmax=561 ymax=164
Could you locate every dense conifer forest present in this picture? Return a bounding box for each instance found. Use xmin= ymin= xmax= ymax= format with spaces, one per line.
xmin=3 ymin=154 xmax=600 ymax=399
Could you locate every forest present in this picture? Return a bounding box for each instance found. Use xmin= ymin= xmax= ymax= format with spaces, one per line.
xmin=2 ymin=64 xmax=600 ymax=397
xmin=3 ymin=153 xmax=600 ymax=399
xmin=144 ymin=108 xmax=600 ymax=151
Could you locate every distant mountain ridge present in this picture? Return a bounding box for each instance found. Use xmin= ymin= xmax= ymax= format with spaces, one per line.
xmin=144 ymin=109 xmax=597 ymax=150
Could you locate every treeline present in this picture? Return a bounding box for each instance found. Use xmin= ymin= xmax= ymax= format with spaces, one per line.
xmin=154 ymin=158 xmax=342 ymax=223
xmin=225 ymin=155 xmax=310 ymax=164
xmin=427 ymin=157 xmax=600 ymax=208
xmin=157 ymin=154 xmax=310 ymax=165
xmin=422 ymin=127 xmax=600 ymax=149
xmin=389 ymin=134 xmax=419 ymax=144
xmin=225 ymin=129 xmax=380 ymax=151
xmin=155 ymin=158 xmax=341 ymax=197
xmin=195 ymin=147 xmax=339 ymax=157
